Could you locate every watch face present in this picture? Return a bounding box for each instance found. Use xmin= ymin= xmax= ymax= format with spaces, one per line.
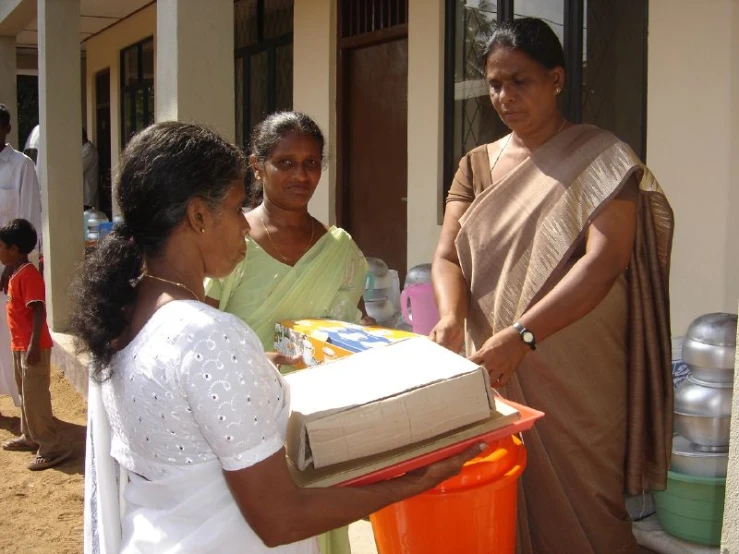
xmin=522 ymin=331 xmax=534 ymax=344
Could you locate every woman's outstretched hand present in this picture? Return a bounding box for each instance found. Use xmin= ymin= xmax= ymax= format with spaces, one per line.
xmin=402 ymin=442 xmax=487 ymax=490
xmin=468 ymin=327 xmax=529 ymax=387
xmin=265 ymin=351 xmax=302 ymax=369
xmin=360 ymin=315 xmax=377 ymax=326
xmin=429 ymin=315 xmax=465 ymax=353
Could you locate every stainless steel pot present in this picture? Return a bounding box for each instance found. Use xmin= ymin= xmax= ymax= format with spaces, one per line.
xmin=682 ymin=313 xmax=737 ymax=383
xmin=670 ymin=435 xmax=728 ymax=477
xmin=674 ymin=413 xmax=731 ymax=449
xmin=674 ymin=376 xmax=732 ymax=447
xmin=675 ymin=375 xmax=734 ymax=416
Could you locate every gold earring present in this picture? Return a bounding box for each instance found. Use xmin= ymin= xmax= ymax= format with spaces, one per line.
xmin=200 ymin=228 xmax=205 ymax=234
xmin=555 ymin=87 xmax=562 ymax=95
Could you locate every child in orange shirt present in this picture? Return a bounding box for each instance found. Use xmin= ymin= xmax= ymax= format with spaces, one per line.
xmin=0 ymin=219 xmax=70 ymax=470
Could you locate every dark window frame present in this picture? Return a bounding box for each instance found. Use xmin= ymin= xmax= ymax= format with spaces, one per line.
xmin=442 ymin=0 xmax=649 ymax=203
xmin=16 ymin=74 xmax=39 ymax=156
xmin=234 ymin=0 xmax=294 ymax=149
xmin=119 ymin=36 xmax=154 ymax=148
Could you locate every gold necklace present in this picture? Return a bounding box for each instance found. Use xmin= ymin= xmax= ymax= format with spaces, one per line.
xmin=257 ymin=209 xmax=316 ymax=263
xmin=143 ymin=274 xmax=202 ymax=302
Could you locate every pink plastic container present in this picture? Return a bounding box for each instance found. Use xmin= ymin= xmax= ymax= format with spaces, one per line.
xmin=400 ymin=283 xmax=440 ymax=335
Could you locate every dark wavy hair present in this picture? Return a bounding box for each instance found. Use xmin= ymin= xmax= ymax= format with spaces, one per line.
xmin=0 ymin=218 xmax=37 ymax=254
xmin=483 ymin=17 xmax=566 ymax=72
xmin=247 ymin=111 xmax=325 ymax=207
xmin=70 ymin=122 xmax=245 ymax=380
xmin=0 ymin=103 xmax=10 ymax=128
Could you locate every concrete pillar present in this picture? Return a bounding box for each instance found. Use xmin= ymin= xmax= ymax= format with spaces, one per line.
xmin=726 ymin=1 xmax=739 ymax=334
xmin=723 ymin=302 xmax=739 ymax=551
xmin=293 ymin=0 xmax=337 ymax=226
xmin=0 ymin=35 xmax=18 ymax=148
xmin=156 ymin=0 xmax=235 ymax=142
xmin=37 ymin=0 xmax=84 ymax=331
xmin=719 ymin=11 xmax=739 ymax=539
xmin=407 ymin=0 xmax=445 ymax=267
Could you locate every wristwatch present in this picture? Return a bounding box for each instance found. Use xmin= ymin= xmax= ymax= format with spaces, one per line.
xmin=512 ymin=321 xmax=537 ymax=351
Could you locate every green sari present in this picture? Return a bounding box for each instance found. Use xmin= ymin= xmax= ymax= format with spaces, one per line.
xmin=205 ymin=225 xmax=367 ymax=554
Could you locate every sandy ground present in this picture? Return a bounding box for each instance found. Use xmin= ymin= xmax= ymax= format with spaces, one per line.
xmin=0 ymin=367 xmax=86 ymax=554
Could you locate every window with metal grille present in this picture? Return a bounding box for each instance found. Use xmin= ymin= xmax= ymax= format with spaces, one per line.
xmin=443 ymin=0 xmax=648 ymax=201
xmin=234 ymin=0 xmax=294 ymax=150
xmin=120 ymin=37 xmax=154 ymax=148
xmin=340 ymin=0 xmax=408 ymax=38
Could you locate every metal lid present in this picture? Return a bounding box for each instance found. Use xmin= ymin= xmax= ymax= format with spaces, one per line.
xmin=673 ymin=435 xmax=728 ymax=458
xmin=366 ymin=257 xmax=389 ymax=277
xmin=685 ymin=313 xmax=737 ymax=347
xmin=405 ymin=263 xmax=433 ymax=287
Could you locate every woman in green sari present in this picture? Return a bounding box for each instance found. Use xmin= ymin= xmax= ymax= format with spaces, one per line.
xmin=206 ymin=112 xmax=368 ymax=554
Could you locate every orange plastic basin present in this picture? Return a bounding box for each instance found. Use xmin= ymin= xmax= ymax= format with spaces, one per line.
xmin=370 ymin=435 xmax=526 ymax=554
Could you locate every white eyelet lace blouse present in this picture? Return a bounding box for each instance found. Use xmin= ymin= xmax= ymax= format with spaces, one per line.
xmin=101 ymin=300 xmax=318 ymax=553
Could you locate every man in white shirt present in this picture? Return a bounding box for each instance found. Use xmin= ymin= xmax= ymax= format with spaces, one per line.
xmin=0 ymin=104 xmax=42 ymax=407
xmin=82 ymin=129 xmax=99 ymax=209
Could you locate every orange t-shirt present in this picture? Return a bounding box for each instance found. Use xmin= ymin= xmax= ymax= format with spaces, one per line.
xmin=6 ymin=263 xmax=53 ymax=351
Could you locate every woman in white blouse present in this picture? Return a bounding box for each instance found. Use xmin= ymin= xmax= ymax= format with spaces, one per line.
xmin=71 ymin=121 xmax=482 ymax=554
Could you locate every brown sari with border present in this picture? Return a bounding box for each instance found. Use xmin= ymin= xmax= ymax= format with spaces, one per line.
xmin=453 ymin=125 xmax=674 ymax=554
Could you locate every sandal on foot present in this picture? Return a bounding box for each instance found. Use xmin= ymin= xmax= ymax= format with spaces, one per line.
xmin=28 ymin=451 xmax=72 ymax=471
xmin=2 ymin=437 xmax=39 ymax=452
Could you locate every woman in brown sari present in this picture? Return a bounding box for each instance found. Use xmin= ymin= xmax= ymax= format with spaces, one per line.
xmin=430 ymin=18 xmax=674 ymax=554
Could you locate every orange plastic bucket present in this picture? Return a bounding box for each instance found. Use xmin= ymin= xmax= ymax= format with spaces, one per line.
xmin=370 ymin=435 xmax=526 ymax=554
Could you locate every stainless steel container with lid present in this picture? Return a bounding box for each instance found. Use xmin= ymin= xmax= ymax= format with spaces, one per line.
xmin=674 ymin=375 xmax=732 ymax=450
xmin=682 ymin=312 xmax=737 ymax=383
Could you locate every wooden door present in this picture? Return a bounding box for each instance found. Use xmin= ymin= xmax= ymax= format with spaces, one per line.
xmin=95 ymin=70 xmax=112 ymax=218
xmin=340 ymin=36 xmax=408 ymax=277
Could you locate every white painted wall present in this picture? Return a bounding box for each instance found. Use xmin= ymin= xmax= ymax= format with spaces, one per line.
xmin=293 ymin=0 xmax=337 ymax=226
xmin=647 ymin=0 xmax=739 ymax=335
xmin=407 ymin=0 xmax=444 ymax=268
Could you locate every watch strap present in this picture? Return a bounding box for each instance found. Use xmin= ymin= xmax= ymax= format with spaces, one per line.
xmin=512 ymin=321 xmax=537 ymax=351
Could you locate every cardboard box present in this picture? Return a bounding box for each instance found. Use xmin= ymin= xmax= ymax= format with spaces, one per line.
xmin=284 ymin=337 xmax=497 ymax=471
xmin=274 ymin=319 xmax=417 ymax=369
xmin=289 ymin=397 xmax=529 ymax=488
